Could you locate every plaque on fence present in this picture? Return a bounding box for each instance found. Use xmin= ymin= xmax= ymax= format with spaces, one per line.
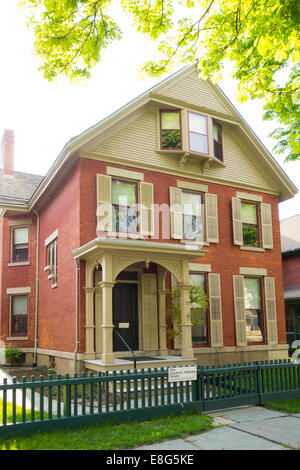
xmin=168 ymin=365 xmax=197 ymax=383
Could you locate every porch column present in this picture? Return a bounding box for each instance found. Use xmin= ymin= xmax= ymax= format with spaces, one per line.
xmin=157 ymin=267 xmax=168 ymax=356
xmin=178 ymin=284 xmax=194 ymax=359
xmin=84 ymin=262 xmax=96 ymax=359
xmin=100 ymin=254 xmax=115 ymax=365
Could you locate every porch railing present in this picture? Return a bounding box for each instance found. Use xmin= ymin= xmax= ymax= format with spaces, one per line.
xmin=0 ymin=359 xmax=299 ymax=438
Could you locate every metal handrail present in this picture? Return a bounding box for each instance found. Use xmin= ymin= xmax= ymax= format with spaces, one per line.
xmin=113 ymin=326 xmax=137 ymax=369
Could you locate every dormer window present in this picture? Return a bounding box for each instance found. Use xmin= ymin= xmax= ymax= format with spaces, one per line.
xmin=160 ymin=110 xmax=182 ymax=150
xmin=188 ymin=112 xmax=208 ymax=155
xmin=213 ymin=121 xmax=223 ymax=161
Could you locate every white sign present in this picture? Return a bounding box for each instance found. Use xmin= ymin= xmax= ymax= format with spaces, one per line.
xmin=168 ymin=365 xmax=197 ymax=383
xmin=292 ymin=350 xmax=300 ymax=365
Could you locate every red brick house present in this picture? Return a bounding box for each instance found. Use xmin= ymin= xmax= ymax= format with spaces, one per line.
xmin=280 ymin=214 xmax=300 ymax=352
xmin=0 ymin=64 xmax=297 ymax=374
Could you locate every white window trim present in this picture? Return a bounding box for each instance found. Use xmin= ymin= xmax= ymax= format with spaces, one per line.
xmin=8 ymin=218 xmax=32 ymax=227
xmin=236 ymin=191 xmax=263 ymax=203
xmin=239 ymin=267 xmax=267 ymax=276
xmin=7 ymin=287 xmax=31 ymax=295
xmin=106 ymin=166 xmax=144 ymax=181
xmin=189 ymin=263 xmax=211 ymax=273
xmin=45 ymin=229 xmax=58 ymax=247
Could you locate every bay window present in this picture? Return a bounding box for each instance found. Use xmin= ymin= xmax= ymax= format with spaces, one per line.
xmin=188 ymin=112 xmax=208 ymax=155
xmin=160 ymin=110 xmax=182 ymax=150
xmin=213 ymin=121 xmax=223 ymax=161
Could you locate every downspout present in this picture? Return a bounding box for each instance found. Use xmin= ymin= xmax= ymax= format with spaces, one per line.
xmin=74 ymin=258 xmax=80 ymax=375
xmin=33 ymin=210 xmax=40 ymax=366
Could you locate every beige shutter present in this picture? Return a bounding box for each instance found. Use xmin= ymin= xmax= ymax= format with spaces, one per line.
xmin=232 ymin=197 xmax=243 ymax=245
xmin=205 ymin=193 xmax=219 ymax=243
xmin=233 ymin=275 xmax=247 ymax=346
xmin=170 ymin=187 xmax=183 ymax=239
xmin=142 ymin=273 xmax=158 ymax=350
xmin=208 ymin=273 xmax=223 ymax=347
xmin=140 ymin=181 xmax=154 ymax=236
xmin=96 ymin=174 xmax=112 ymax=232
xmin=264 ymin=277 xmax=278 ymax=345
xmin=261 ymin=203 xmax=273 ymax=249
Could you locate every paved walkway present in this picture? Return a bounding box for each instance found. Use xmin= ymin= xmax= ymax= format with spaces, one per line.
xmin=136 ymin=406 xmax=300 ymax=450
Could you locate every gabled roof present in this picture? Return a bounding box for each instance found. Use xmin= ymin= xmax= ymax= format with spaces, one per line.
xmin=0 ymin=63 xmax=297 ymax=214
xmin=0 ymin=169 xmax=43 ymax=207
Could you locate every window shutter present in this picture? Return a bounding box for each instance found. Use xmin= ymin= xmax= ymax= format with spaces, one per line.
xmin=261 ymin=203 xmax=273 ymax=249
xmin=208 ymin=273 xmax=223 ymax=347
xmin=205 ymin=193 xmax=219 ymax=243
xmin=96 ymin=174 xmax=112 ymax=232
xmin=232 ymin=197 xmax=243 ymax=245
xmin=140 ymin=181 xmax=154 ymax=236
xmin=264 ymin=277 xmax=278 ymax=345
xmin=142 ymin=273 xmax=158 ymax=350
xmin=233 ymin=275 xmax=247 ymax=346
xmin=170 ymin=187 xmax=183 ymax=239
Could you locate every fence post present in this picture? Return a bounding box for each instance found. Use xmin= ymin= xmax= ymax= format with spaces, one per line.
xmin=63 ymin=373 xmax=72 ymax=417
xmin=192 ymin=366 xmax=203 ymax=411
xmin=256 ymin=362 xmax=262 ymax=406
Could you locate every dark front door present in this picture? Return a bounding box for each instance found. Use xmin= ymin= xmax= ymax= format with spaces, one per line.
xmin=113 ymin=283 xmax=138 ymax=352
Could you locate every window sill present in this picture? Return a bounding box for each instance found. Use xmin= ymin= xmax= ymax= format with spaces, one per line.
xmin=6 ymin=336 xmax=29 ymax=341
xmin=240 ymin=246 xmax=265 ymax=252
xmin=8 ymin=261 xmax=30 ymax=267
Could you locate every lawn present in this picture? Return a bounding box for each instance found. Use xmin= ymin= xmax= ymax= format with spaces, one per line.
xmin=0 ymin=398 xmax=46 ymax=424
xmin=264 ymin=399 xmax=300 ymax=414
xmin=0 ymin=408 xmax=213 ymax=450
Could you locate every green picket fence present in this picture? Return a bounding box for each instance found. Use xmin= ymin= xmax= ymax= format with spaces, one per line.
xmin=0 ymin=360 xmax=299 ymax=437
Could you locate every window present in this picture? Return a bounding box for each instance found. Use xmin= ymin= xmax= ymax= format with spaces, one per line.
xmin=11 ymin=227 xmax=29 ymax=262
xmin=11 ymin=295 xmax=28 ymax=336
xmin=241 ymin=202 xmax=259 ymax=247
xmin=189 ymin=273 xmax=208 ymax=347
xmin=285 ymin=307 xmax=295 ymax=333
xmin=188 ymin=112 xmax=208 ymax=155
xmin=46 ymin=238 xmax=58 ymax=283
xmin=112 ymin=179 xmax=138 ymax=233
xmin=213 ymin=121 xmax=223 ymax=161
xmin=182 ymin=191 xmax=204 ymax=241
xmin=244 ymin=277 xmax=264 ymax=344
xmin=160 ymin=110 xmax=182 ymax=150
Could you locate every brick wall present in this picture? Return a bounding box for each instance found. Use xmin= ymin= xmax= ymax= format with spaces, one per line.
xmin=80 ymin=157 xmax=286 ymax=346
xmin=0 ymin=156 xmax=287 ymax=357
xmin=282 ymin=255 xmax=300 ymax=289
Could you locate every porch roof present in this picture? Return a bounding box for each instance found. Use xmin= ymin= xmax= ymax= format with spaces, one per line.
xmin=72 ymin=237 xmax=206 ymax=262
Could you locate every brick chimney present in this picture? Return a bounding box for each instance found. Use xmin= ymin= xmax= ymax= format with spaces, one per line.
xmin=1 ymin=129 xmax=14 ymax=175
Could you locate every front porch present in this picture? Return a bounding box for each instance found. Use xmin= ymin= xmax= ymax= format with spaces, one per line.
xmin=72 ymin=238 xmax=206 ymax=371
xmin=84 ymin=355 xmax=196 ymax=373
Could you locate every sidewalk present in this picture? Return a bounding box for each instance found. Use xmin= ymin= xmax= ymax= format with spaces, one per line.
xmin=136 ymin=406 xmax=300 ymax=450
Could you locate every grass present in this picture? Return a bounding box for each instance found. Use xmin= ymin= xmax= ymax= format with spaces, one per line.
xmin=264 ymin=399 xmax=300 ymax=414
xmin=0 ymin=398 xmax=47 ymax=424
xmin=0 ymin=410 xmax=213 ymax=450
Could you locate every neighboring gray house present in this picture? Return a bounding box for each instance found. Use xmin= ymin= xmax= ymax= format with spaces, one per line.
xmin=280 ymin=214 xmax=300 ymax=351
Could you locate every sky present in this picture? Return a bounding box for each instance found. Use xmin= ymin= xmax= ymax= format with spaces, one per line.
xmin=0 ymin=1 xmax=299 ymax=221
